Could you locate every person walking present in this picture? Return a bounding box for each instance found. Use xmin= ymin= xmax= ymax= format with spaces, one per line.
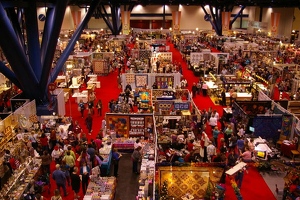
xmin=131 ymin=146 xmax=142 ymax=174
xmin=112 ymin=148 xmax=122 ymax=177
xmin=192 ymin=82 xmax=198 ymax=98
xmin=62 ymin=150 xmax=75 ymax=175
xmin=212 ymin=126 xmax=220 ymax=148
xmin=80 ymin=161 xmax=90 ymax=195
xmin=96 ymin=99 xmax=102 ymax=116
xmin=40 ymin=150 xmax=52 ymax=174
xmin=52 ymin=164 xmax=68 ymax=197
xmin=202 ymin=81 xmax=208 ymax=96
xmin=85 ymin=114 xmax=93 ymax=134
xmin=70 ymin=167 xmax=81 ymax=200
xmin=78 ymin=99 xmax=85 ymax=118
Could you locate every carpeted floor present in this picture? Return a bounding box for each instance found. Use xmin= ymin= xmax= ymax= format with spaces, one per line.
xmin=42 ymin=42 xmax=276 ymax=200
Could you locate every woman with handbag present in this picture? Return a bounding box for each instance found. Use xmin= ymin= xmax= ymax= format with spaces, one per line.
xmin=131 ymin=146 xmax=142 ymax=174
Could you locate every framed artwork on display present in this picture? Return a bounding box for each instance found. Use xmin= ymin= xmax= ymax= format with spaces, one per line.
xmin=135 ymin=75 xmax=148 ymax=87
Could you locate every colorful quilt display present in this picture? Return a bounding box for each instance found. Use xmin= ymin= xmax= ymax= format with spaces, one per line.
xmin=158 ymin=166 xmax=224 ymax=199
xmin=190 ymin=52 xmax=203 ymax=64
xmin=157 ymin=101 xmax=173 ymax=111
xmin=159 ymin=167 xmax=209 ymax=199
xmin=139 ymin=50 xmax=151 ymax=60
xmin=135 ymin=75 xmax=148 ymax=87
xmin=93 ymin=60 xmax=108 ymax=75
xmin=106 ymin=115 xmax=129 ymax=136
xmin=155 ymin=76 xmax=174 ymax=89
xmin=125 ymin=74 xmax=135 ymax=84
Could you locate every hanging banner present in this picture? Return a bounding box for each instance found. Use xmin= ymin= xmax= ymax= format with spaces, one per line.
xmin=172 ymin=11 xmax=181 ymax=34
xmin=271 ymin=12 xmax=281 ymax=34
xmin=71 ymin=10 xmax=82 ymax=28
xmin=222 ymin=12 xmax=231 ymax=31
xmin=121 ymin=11 xmax=131 ymax=35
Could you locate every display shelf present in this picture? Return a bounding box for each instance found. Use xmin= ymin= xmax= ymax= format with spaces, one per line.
xmin=0 ymin=157 xmax=41 ymax=200
xmin=84 ymin=177 xmax=116 ymax=200
xmin=129 ymin=117 xmax=145 ymax=137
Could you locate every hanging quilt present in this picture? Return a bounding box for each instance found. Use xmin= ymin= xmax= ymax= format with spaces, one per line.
xmin=135 ymin=75 xmax=148 ymax=87
xmin=125 ymin=74 xmax=135 ymax=84
xmin=139 ymin=50 xmax=151 ymax=60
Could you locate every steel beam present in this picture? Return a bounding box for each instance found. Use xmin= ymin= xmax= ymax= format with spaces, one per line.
xmin=40 ymin=8 xmax=54 ymax=64
xmin=7 ymin=8 xmax=25 ymax=50
xmin=50 ymin=0 xmax=100 ymax=83
xmin=39 ymin=0 xmax=69 ymax=93
xmin=0 ymin=2 xmax=40 ymax=99
xmin=25 ymin=1 xmax=42 ymax=81
xmin=0 ymin=62 xmax=22 ymax=90
xmin=230 ymin=6 xmax=245 ymax=27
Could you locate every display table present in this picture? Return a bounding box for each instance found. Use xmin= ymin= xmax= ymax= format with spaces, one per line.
xmin=281 ymin=140 xmax=297 ymax=158
xmin=137 ymin=143 xmax=155 ymax=199
xmin=84 ymin=177 xmax=116 ymax=200
xmin=225 ymin=161 xmax=247 ymax=176
xmin=72 ymin=92 xmax=88 ymax=103
xmin=225 ymin=92 xmax=252 ymax=103
xmin=87 ymin=80 xmax=101 ymax=88
xmin=113 ymin=139 xmax=135 ymax=150
xmin=251 ymin=137 xmax=272 ymax=160
xmin=88 ymin=74 xmax=98 ymax=81
xmin=69 ymin=84 xmax=81 ymax=93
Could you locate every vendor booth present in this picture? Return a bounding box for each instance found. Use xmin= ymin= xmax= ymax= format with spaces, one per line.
xmin=121 ymin=73 xmax=181 ymax=91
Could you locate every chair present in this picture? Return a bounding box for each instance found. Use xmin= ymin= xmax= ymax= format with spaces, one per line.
xmin=276 ymin=134 xmax=287 ymax=149
xmin=291 ymin=144 xmax=300 ymax=160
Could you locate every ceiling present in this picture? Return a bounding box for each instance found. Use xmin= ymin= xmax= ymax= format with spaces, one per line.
xmin=67 ymin=0 xmax=300 ymax=8
xmin=2 ymin=0 xmax=300 ymax=8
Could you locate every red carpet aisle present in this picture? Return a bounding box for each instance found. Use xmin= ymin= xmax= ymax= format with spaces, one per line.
xmin=42 ymin=43 xmax=276 ymax=200
xmin=168 ymin=42 xmax=276 ymax=200
xmin=42 ymin=70 xmax=121 ymax=200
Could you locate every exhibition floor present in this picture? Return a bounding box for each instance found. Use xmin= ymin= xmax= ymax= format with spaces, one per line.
xmin=42 ymin=42 xmax=278 ymax=200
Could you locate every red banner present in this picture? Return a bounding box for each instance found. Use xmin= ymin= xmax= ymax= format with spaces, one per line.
xmin=121 ymin=11 xmax=131 ymax=35
xmin=172 ymin=11 xmax=181 ymax=34
xmin=271 ymin=12 xmax=281 ymax=34
xmin=71 ymin=10 xmax=82 ymax=28
xmin=222 ymin=12 xmax=231 ymax=31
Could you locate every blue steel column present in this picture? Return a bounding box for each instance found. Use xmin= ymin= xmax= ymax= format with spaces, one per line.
xmin=50 ymin=0 xmax=100 ymax=82
xmin=40 ymin=8 xmax=54 ymax=65
xmin=111 ymin=3 xmax=121 ymax=35
xmin=0 ymin=2 xmax=40 ymax=99
xmin=99 ymin=5 xmax=114 ymax=33
xmin=25 ymin=1 xmax=42 ymax=81
xmin=39 ymin=0 xmax=69 ymax=93
xmin=7 ymin=8 xmax=25 ymax=50
xmin=0 ymin=62 xmax=22 ymax=89
xmin=230 ymin=6 xmax=245 ymax=28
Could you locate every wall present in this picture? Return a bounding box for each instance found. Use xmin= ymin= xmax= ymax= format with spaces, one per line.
xmin=179 ymin=5 xmax=210 ymax=30
xmin=36 ymin=5 xmax=295 ymax=39
xmin=261 ymin=8 xmax=294 ymax=39
xmin=292 ymin=8 xmax=300 ymax=31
